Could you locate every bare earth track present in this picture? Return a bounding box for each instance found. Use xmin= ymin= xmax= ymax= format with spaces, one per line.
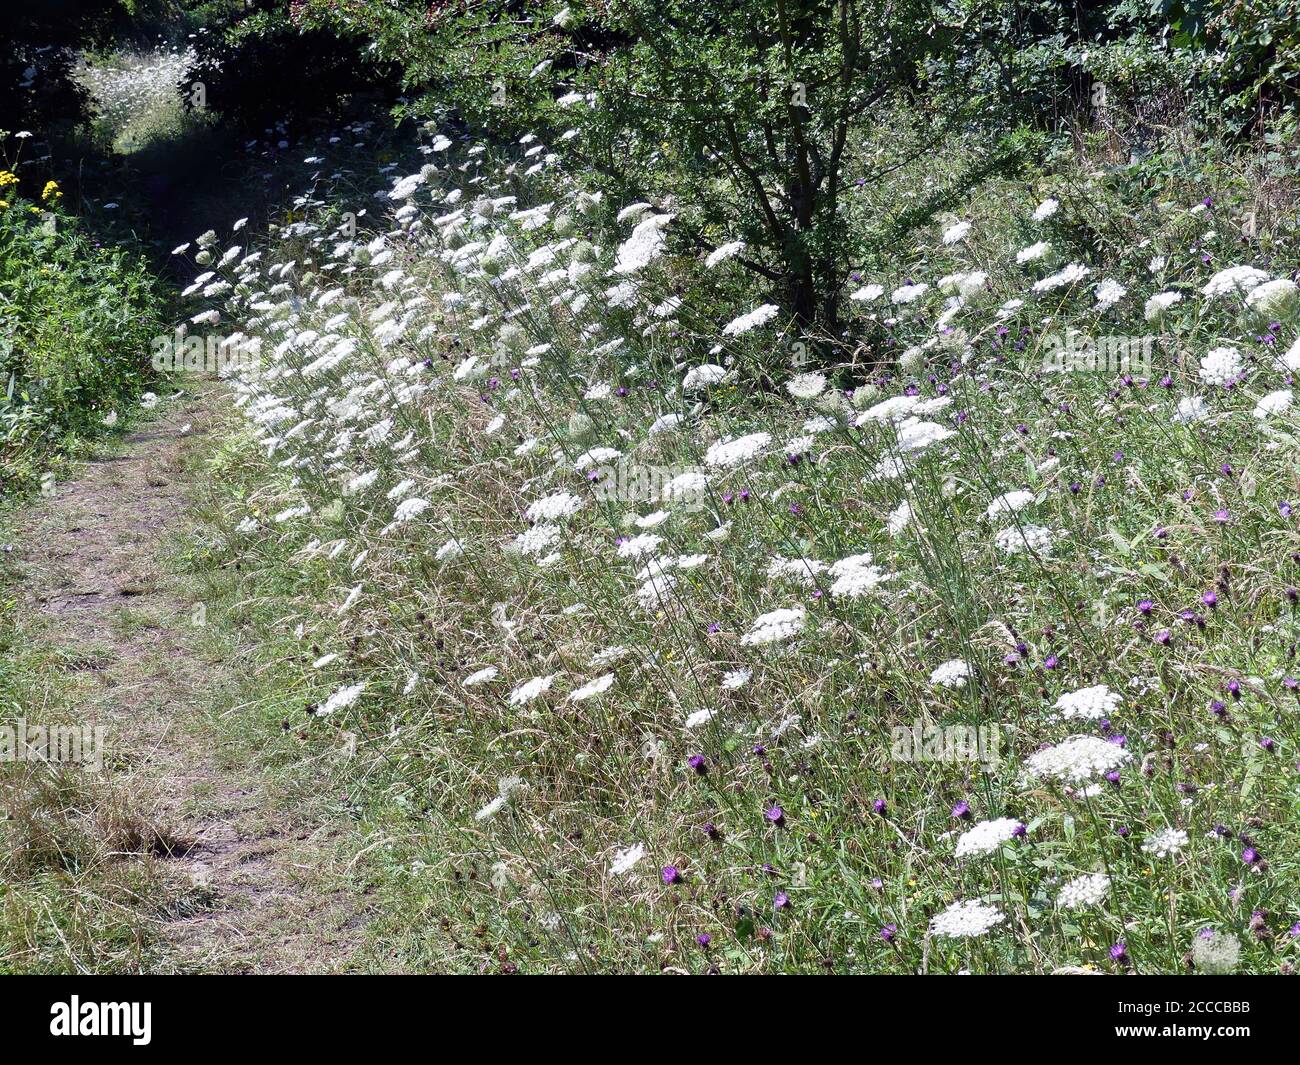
xmin=11 ymin=385 xmax=365 ymax=973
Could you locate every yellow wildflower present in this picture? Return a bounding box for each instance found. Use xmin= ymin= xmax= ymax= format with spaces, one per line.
xmin=41 ymin=180 xmax=61 ymax=202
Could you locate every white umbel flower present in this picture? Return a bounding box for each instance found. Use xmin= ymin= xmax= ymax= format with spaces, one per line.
xmin=1141 ymin=827 xmax=1189 ymax=858
xmin=721 ymin=303 xmax=779 ymax=336
xmin=609 ymin=843 xmax=646 ymax=876
xmin=1244 ymin=277 xmax=1299 ymax=318
xmin=1253 ymin=389 xmax=1293 ymax=419
xmin=1056 ymin=873 xmax=1110 ymax=910
xmin=704 ymin=241 xmax=745 ymax=268
xmin=508 ymin=674 xmax=556 ymax=705
xmin=891 ymin=282 xmax=929 ymax=304
xmin=705 ymin=432 xmax=771 ymax=468
xmin=568 ymin=674 xmax=615 ymax=702
xmin=786 ymin=372 xmax=827 ymax=400
xmin=1198 ymin=346 xmax=1243 ymax=387
xmin=1032 ymin=262 xmax=1089 ymax=293
xmin=987 ymin=490 xmax=1035 ymax=518
xmin=1094 ymin=278 xmax=1126 ymax=310
xmin=1144 ymin=290 xmax=1182 ymax=319
xmin=929 ymin=900 xmax=1005 ymax=938
xmin=954 ymin=817 xmax=1023 ymax=858
xmin=463 ymin=666 xmax=499 ymax=687
xmin=1201 ymin=265 xmax=1269 ymax=298
xmin=1172 ymin=396 xmax=1209 ymax=424
xmin=887 ymin=500 xmax=913 ymax=535
xmin=993 ymin=523 xmax=1054 ymax=555
xmin=393 ymin=497 xmax=430 ymax=522
xmin=525 ymin=491 xmax=583 ymax=522
xmin=1053 ymin=684 xmax=1122 ymax=721
xmin=1191 ymin=929 xmax=1241 ymax=974
xmin=1016 ymin=241 xmax=1050 ymax=264
xmin=682 ymin=363 xmax=729 ymax=391
xmin=929 ymin=659 xmax=971 ymax=688
xmin=740 ymin=605 xmax=807 ymax=646
xmin=318 ymin=682 xmax=365 ymax=716
xmin=721 ymin=668 xmax=752 ymax=690
xmin=827 ymin=553 xmax=889 ymax=598
xmin=1024 ymin=735 xmax=1132 ymax=783
xmin=613 ymin=212 xmax=673 ymax=274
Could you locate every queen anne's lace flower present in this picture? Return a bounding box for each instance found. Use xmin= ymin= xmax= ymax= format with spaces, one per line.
xmin=954 ymin=818 xmax=1024 ymax=858
xmin=318 ymin=682 xmax=365 ymax=716
xmin=525 ymin=491 xmax=583 ymax=522
xmin=705 ymin=432 xmax=771 ymax=468
xmin=1173 ymin=396 xmax=1209 ymax=423
xmin=786 ymin=372 xmax=827 ymax=400
xmin=508 ymin=674 xmax=556 ymax=705
xmin=609 ymin=843 xmax=646 ymax=876
xmin=929 ymin=659 xmax=970 ymax=688
xmin=1141 ymin=827 xmax=1189 ymax=858
xmin=1198 ymin=346 xmax=1243 ymax=387
xmin=568 ymin=674 xmax=615 ymax=702
xmin=987 ymin=490 xmax=1035 ymax=517
xmin=1201 ymin=265 xmax=1269 ymax=298
xmin=1245 ymin=277 xmax=1300 ymax=318
xmin=721 ymin=668 xmax=751 ymax=690
xmin=1144 ymin=290 xmax=1182 ymax=319
xmin=1094 ymin=278 xmax=1126 ymax=310
xmin=929 ymin=900 xmax=1005 ymax=938
xmin=827 ymin=553 xmax=889 ymax=598
xmin=1032 ymin=262 xmax=1089 ymax=293
xmin=1191 ymin=929 xmax=1241 ymax=974
xmin=682 ymin=364 xmax=728 ymax=391
xmin=1053 ymin=684 xmax=1122 ymax=721
xmin=1016 ymin=241 xmax=1050 ymax=264
xmin=891 ymin=282 xmax=930 ymax=304
xmin=1032 ymin=197 xmax=1059 ymax=221
xmin=1254 ymin=389 xmax=1293 ymax=419
xmin=721 ymin=303 xmax=779 ymax=336
xmin=1056 ymin=873 xmax=1110 ymax=909
xmin=740 ymin=605 xmax=806 ymax=646
xmin=993 ymin=523 xmax=1054 ymax=555
xmin=1025 ymin=735 xmax=1132 ymax=782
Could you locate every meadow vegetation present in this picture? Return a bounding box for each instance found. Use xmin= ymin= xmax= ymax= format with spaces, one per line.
xmin=6 ymin=0 xmax=1300 ymax=974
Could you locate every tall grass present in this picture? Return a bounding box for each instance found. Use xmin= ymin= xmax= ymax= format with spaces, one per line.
xmin=179 ymin=105 xmax=1300 ymax=974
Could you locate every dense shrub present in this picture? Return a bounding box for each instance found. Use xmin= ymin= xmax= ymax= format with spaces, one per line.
xmin=0 ymin=169 xmax=163 ymax=493
xmin=185 ymin=3 xmax=402 ymax=137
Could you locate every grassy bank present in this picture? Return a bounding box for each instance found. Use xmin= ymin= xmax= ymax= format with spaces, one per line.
xmin=164 ymin=101 xmax=1300 ymax=973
